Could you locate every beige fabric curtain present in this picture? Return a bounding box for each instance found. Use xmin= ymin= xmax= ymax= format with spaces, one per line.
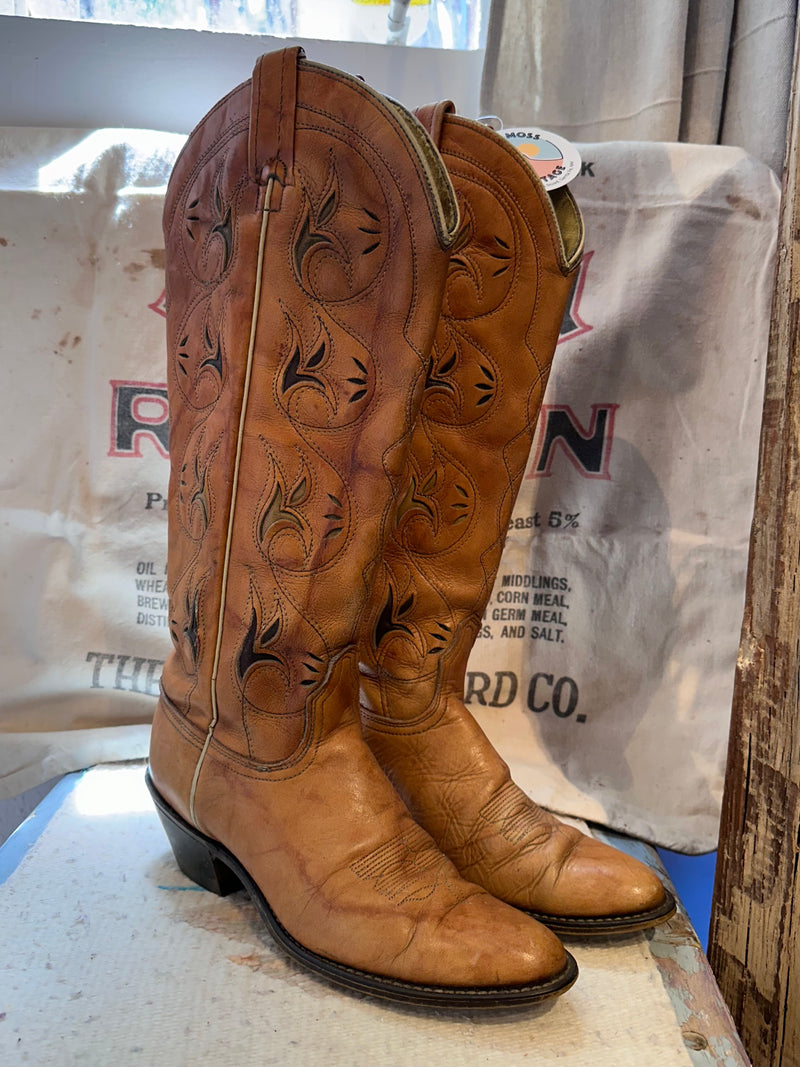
xmin=481 ymin=0 xmax=797 ymax=173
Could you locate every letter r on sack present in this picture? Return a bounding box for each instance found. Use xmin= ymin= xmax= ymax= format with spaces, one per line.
xmin=109 ymin=380 xmax=170 ymax=457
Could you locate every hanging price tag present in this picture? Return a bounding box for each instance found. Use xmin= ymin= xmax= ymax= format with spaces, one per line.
xmin=500 ymin=127 xmax=581 ymax=190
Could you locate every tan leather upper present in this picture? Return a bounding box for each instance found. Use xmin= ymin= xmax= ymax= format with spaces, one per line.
xmin=150 ymin=50 xmax=570 ymax=988
xmin=360 ymin=108 xmax=581 ymax=722
xmin=359 ymin=108 xmax=667 ymax=922
xmin=159 ymin=53 xmax=459 ymax=768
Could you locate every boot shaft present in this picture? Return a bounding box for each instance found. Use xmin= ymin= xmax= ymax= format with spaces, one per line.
xmin=362 ymin=107 xmax=583 ymax=712
xmin=160 ymin=50 xmax=460 ymax=764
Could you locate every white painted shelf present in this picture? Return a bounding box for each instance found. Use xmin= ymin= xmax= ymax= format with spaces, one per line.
xmin=0 ymin=763 xmax=748 ymax=1067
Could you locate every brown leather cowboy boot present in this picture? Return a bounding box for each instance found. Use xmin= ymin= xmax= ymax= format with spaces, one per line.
xmin=359 ymin=103 xmax=676 ymax=935
xmin=147 ymin=50 xmax=578 ymax=1006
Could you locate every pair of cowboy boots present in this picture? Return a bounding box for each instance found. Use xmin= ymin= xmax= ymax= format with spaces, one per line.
xmin=147 ymin=48 xmax=674 ymax=1008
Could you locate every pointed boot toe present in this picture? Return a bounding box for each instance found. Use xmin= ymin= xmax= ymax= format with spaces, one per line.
xmin=438 ymin=891 xmax=574 ymax=989
xmin=512 ymin=821 xmax=677 ymax=935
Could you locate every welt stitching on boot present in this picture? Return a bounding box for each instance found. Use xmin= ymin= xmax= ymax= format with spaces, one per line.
xmin=147 ymin=47 xmax=579 ymax=1005
xmin=359 ymin=105 xmax=676 ymax=935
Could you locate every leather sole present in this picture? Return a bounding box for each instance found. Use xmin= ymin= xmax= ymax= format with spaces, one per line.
xmin=524 ymin=892 xmax=678 ymax=937
xmin=145 ymin=771 xmax=578 ymax=1008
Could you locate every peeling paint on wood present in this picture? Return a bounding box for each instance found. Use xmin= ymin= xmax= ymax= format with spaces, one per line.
xmin=648 ymin=911 xmax=750 ymax=1067
xmin=594 ymin=829 xmax=751 ymax=1067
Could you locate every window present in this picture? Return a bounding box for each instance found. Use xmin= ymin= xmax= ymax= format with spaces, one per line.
xmin=7 ymin=0 xmax=485 ymax=49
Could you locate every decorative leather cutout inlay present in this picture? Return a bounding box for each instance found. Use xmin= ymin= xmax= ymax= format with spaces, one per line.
xmin=279 ymin=315 xmax=374 ymax=429
xmin=209 ymin=175 xmax=234 ymax=274
xmin=393 ymin=450 xmax=476 ymax=557
xmin=370 ymin=148 xmax=554 ymax=687
xmin=259 ymin=476 xmax=308 ymax=543
xmin=441 ymin=188 xmax=517 ymax=320
xmin=395 ymin=471 xmax=437 ymax=525
xmin=199 ymin=322 xmax=224 ymax=378
xmin=425 ymin=348 xmax=458 ymax=398
xmin=282 ymin=338 xmax=326 ymax=394
xmin=473 ymin=360 xmax=497 ymax=407
xmin=168 ymin=566 xmax=208 ymax=678
xmin=182 ymin=585 xmax=201 ymax=668
xmin=177 ymin=427 xmax=221 ymax=542
xmin=426 ymin=619 xmax=452 ymax=656
xmin=180 ymin=156 xmax=239 ymax=285
xmin=371 ymin=574 xmax=455 ymax=665
xmin=449 ymin=219 xmax=506 ymax=285
xmin=180 ymin=452 xmax=210 ymax=536
xmin=185 ymin=197 xmax=200 ymax=240
xmin=174 ymin=303 xmax=229 ymax=411
xmin=350 ymin=824 xmax=451 ymax=903
xmin=237 ymin=585 xmax=284 ymax=684
xmin=291 ymin=144 xmax=389 ymax=303
xmin=450 ymin=230 xmax=511 ymax=281
xmin=255 ymin=442 xmax=350 ymax=573
xmin=322 ymin=493 xmax=346 ymax=541
xmin=345 ymin=357 xmax=369 ymax=404
xmin=293 ymin=171 xmax=340 ymax=281
xmin=422 ymin=329 xmax=501 ymax=428
xmin=374 ymin=585 xmax=414 ymax=649
xmin=299 ymin=650 xmax=325 ymax=688
xmin=234 ymin=574 xmax=330 ymax=721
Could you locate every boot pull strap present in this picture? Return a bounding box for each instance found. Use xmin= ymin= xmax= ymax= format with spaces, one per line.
xmin=414 ymin=101 xmax=456 ymax=147
xmin=249 ymin=47 xmax=303 ymax=208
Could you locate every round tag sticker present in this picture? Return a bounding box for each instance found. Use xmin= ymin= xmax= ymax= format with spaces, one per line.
xmin=501 ymin=128 xmax=581 ymax=190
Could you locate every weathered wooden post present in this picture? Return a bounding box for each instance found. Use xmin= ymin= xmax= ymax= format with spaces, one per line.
xmin=707 ymin=17 xmax=800 ymax=1067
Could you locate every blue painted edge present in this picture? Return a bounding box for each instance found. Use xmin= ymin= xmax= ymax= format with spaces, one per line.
xmin=657 ymin=847 xmax=717 ymax=953
xmin=0 ymin=771 xmax=85 ymax=887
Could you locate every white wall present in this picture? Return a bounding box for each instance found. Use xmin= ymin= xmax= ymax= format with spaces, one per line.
xmin=0 ymin=14 xmax=484 ymax=133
